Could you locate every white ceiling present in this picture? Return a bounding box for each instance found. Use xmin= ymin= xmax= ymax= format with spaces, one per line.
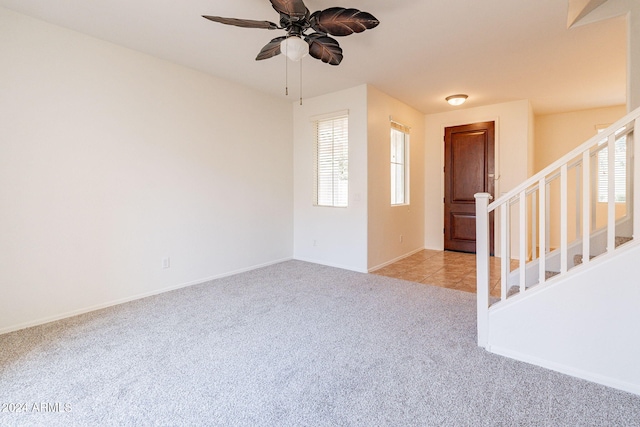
xmin=0 ymin=0 xmax=627 ymax=114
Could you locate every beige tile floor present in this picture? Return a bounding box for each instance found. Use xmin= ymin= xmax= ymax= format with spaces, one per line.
xmin=371 ymin=249 xmax=508 ymax=297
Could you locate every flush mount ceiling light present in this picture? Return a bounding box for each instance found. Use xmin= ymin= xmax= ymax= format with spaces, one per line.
xmin=446 ymin=94 xmax=468 ymax=106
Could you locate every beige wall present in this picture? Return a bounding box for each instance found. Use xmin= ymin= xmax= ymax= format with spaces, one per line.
xmin=535 ymin=105 xmax=627 ymax=247
xmin=534 ymin=105 xmax=627 ymax=172
xmin=570 ymin=0 xmax=639 ymax=112
xmin=632 ymin=3 xmax=640 ymax=111
xmin=367 ymin=87 xmax=425 ymax=270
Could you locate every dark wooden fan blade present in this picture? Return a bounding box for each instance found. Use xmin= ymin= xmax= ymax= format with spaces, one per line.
xmin=202 ymin=15 xmax=279 ymax=30
xmin=305 ymin=33 xmax=343 ymax=66
xmin=310 ymin=8 xmax=379 ymax=36
xmin=256 ymin=36 xmax=286 ymax=60
xmin=270 ymin=0 xmax=308 ymax=19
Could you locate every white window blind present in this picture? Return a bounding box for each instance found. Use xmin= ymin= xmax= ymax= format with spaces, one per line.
xmin=597 ymin=133 xmax=626 ymax=203
xmin=390 ymin=122 xmax=410 ymax=205
xmin=314 ymin=114 xmax=348 ymax=207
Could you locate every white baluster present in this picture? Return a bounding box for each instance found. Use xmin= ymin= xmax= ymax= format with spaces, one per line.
xmin=576 ymin=162 xmax=581 ymax=240
xmin=561 ymin=164 xmax=568 ymax=274
xmin=531 ymin=191 xmax=537 ymax=261
xmin=582 ymin=151 xmax=591 ymax=266
xmin=634 ymin=119 xmax=640 ymax=240
xmin=519 ymin=190 xmax=527 ymax=293
xmin=501 ymin=202 xmax=509 ymax=301
xmin=539 ymin=179 xmax=546 ymax=284
xmin=591 ymin=151 xmax=598 ymax=231
xmin=626 ymin=126 xmax=633 ymax=222
xmin=546 ymin=182 xmax=551 ymax=253
xmin=608 ymin=134 xmax=616 ymax=253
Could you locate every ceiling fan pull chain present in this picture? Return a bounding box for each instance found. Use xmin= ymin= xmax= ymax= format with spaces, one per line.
xmin=285 ymin=43 xmax=289 ymax=96
xmin=299 ymin=58 xmax=303 ymax=106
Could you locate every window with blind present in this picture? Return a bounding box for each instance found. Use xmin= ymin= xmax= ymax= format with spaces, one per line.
xmin=390 ymin=123 xmax=410 ymax=205
xmin=313 ymin=114 xmax=348 ymax=207
xmin=597 ymin=131 xmax=627 ymax=203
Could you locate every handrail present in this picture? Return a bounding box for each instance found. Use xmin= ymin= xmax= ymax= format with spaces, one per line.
xmin=488 ymin=107 xmax=640 ymax=212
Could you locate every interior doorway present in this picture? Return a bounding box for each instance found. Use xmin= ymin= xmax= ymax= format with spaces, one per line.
xmin=444 ymin=121 xmax=495 ymax=254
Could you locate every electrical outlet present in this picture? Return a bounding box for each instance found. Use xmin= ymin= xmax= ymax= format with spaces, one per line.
xmin=400 ymin=235 xmax=403 ymax=243
xmin=162 ymin=257 xmax=170 ymax=269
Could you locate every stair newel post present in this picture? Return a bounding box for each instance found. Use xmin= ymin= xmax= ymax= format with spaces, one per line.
xmin=475 ymin=193 xmax=492 ymax=348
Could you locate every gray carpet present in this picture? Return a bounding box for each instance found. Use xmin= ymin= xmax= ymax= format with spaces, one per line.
xmin=1 ymin=260 xmax=639 ymax=426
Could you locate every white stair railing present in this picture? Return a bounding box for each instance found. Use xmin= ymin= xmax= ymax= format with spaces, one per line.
xmin=475 ymin=106 xmax=640 ymax=348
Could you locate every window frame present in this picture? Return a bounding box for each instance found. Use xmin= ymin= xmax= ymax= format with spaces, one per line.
xmin=390 ymin=122 xmax=410 ymax=206
xmin=313 ymin=112 xmax=349 ymax=208
xmin=595 ymin=126 xmax=627 ymax=204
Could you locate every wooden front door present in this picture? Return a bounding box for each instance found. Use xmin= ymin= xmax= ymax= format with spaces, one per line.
xmin=444 ymin=122 xmax=495 ymax=253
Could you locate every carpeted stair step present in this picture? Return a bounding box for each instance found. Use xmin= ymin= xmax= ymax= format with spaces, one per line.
xmin=545 ymin=270 xmax=559 ymax=280
xmin=507 ymin=270 xmax=558 ymax=297
xmin=506 ymin=237 xmax=632 ymax=297
xmin=573 ymin=254 xmax=594 ymax=266
xmin=574 ymin=235 xmax=633 ymax=266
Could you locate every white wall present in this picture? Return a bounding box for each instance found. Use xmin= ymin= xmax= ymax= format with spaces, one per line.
xmin=487 ymin=242 xmax=640 ymax=395
xmin=0 ymin=8 xmax=293 ymax=333
xmin=293 ymin=85 xmax=368 ymax=272
xmin=424 ymin=100 xmax=533 ymax=253
xmin=367 ymin=87 xmax=425 ymax=270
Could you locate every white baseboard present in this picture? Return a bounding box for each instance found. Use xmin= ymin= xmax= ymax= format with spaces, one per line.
xmin=488 ymin=345 xmax=640 ymax=396
xmin=0 ymin=257 xmax=293 ymax=336
xmin=367 ymin=247 xmax=426 ymax=272
xmin=292 ymin=257 xmax=368 ymax=273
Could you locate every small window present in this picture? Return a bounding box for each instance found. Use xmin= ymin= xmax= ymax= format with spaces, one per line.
xmin=596 ymin=126 xmax=626 ymax=203
xmin=314 ymin=114 xmax=348 ymax=207
xmin=390 ymin=124 xmax=410 ymax=205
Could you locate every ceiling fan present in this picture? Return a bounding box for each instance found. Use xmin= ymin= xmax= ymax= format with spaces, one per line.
xmin=202 ymin=0 xmax=380 ymax=66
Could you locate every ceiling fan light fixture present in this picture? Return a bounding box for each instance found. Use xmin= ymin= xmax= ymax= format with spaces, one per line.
xmin=446 ymin=94 xmax=468 ymax=106
xmin=280 ymin=36 xmax=309 ymax=61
